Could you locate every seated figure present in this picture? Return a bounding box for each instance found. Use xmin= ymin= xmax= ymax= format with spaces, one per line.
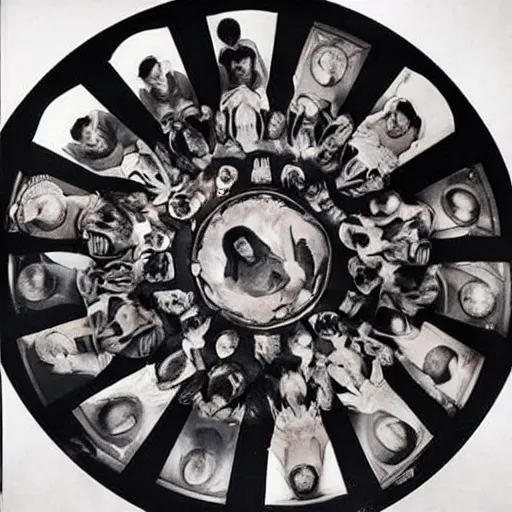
xmin=137 ymin=56 xmax=198 ymax=133
xmin=335 ymin=98 xmax=422 ymax=197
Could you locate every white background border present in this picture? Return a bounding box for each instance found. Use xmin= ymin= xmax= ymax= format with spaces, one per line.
xmin=2 ymin=0 xmax=511 ymax=510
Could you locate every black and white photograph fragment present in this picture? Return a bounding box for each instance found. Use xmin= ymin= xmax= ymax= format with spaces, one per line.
xmin=158 ymin=405 xmax=244 ymax=503
xmin=73 ymin=365 xmax=181 ymax=472
xmin=2 ymin=1 xmax=512 ymax=512
xmin=344 ymin=377 xmax=433 ymax=489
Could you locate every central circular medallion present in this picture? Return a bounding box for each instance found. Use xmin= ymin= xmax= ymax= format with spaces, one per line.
xmin=192 ymin=190 xmax=332 ymax=329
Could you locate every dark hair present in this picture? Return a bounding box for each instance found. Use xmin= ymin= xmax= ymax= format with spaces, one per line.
xmin=223 ymin=226 xmax=273 ymax=281
xmin=423 ymin=345 xmax=458 ymax=384
xmin=395 ymin=99 xmax=422 ymax=136
xmin=138 ymin=56 xmax=159 ymax=80
xmin=288 ymin=464 xmax=320 ymax=498
xmin=70 ymin=116 xmax=91 ymax=141
xmin=217 ymin=18 xmax=241 ymax=46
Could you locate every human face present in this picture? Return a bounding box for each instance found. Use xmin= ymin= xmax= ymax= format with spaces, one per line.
xmin=80 ymin=125 xmax=110 ymax=153
xmin=231 ymin=57 xmax=253 ymax=86
xmin=386 ymin=110 xmax=411 ymax=138
xmin=154 ymin=290 xmax=194 ymax=316
xmin=145 ymin=62 xmax=169 ymax=94
xmin=290 ymin=466 xmax=316 ymax=496
xmin=22 ymin=194 xmax=67 ymax=231
xmin=233 ymin=236 xmax=255 ymax=262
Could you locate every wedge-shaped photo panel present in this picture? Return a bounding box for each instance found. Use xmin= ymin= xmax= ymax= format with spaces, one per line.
xmin=73 ymin=364 xmax=180 ymax=472
xmin=109 ymin=28 xmax=197 ymax=135
xmin=341 ymin=376 xmax=433 ymax=489
xmin=265 ymin=410 xmax=347 ymax=506
xmin=206 ymin=11 xmax=291 ymax=158
xmin=17 ymin=317 xmax=113 ymax=405
xmin=157 ymin=405 xmax=245 ymax=504
xmin=33 ymin=86 xmax=171 ymax=201
xmin=335 ymin=67 xmax=455 ymax=197
xmin=393 ymin=322 xmax=484 ymax=415
xmin=8 ymin=252 xmax=93 ymax=314
xmin=416 ymin=164 xmax=501 ymax=239
xmin=435 ymin=262 xmax=511 ymax=337
xmin=291 ymin=22 xmax=371 ymax=118
xmin=207 ymin=10 xmax=277 ymax=109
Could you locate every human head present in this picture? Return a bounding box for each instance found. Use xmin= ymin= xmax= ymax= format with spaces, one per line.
xmin=153 ymin=289 xmax=194 ymax=316
xmin=206 ymin=362 xmax=247 ymax=412
xmin=385 ymin=99 xmax=422 ymax=139
xmin=223 ymin=227 xmax=265 ymax=271
xmin=422 ymin=345 xmax=458 ymax=385
xmin=288 ymin=464 xmax=320 ymax=499
xmin=70 ymin=116 xmax=113 ymax=156
xmin=217 ymin=18 xmax=241 ymax=47
xmin=81 ymin=200 xmax=136 ymax=259
xmin=97 ymin=397 xmax=141 ymax=436
xmin=17 ymin=263 xmax=57 ymax=303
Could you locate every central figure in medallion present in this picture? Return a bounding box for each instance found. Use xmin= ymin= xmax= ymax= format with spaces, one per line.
xmin=192 ymin=190 xmax=332 ymax=329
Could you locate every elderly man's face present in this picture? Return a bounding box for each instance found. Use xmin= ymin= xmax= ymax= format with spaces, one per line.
xmin=385 ymin=110 xmax=411 ymax=138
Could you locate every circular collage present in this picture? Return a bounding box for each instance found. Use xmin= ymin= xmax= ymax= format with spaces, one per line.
xmin=1 ymin=1 xmax=511 ymax=511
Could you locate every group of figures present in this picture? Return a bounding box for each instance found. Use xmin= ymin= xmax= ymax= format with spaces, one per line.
xmin=5 ymin=10 xmax=510 ymax=508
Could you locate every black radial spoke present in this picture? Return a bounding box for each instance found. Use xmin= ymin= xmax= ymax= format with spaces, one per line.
xmin=322 ymin=400 xmax=381 ymax=505
xmin=46 ymin=357 xmax=146 ymax=419
xmin=226 ymin=410 xmax=274 ymax=511
xmin=341 ymin=51 xmax=403 ymax=128
xmin=383 ymin=364 xmax=451 ymax=437
xmin=122 ymin=400 xmax=192 ymax=486
xmin=2 ymin=306 xmax=86 ymax=341
xmin=390 ymin=134 xmax=475 ymax=198
xmin=266 ymin=6 xmax=312 ymax=113
xmin=430 ymin=237 xmax=512 ymax=264
xmin=167 ymin=6 xmax=220 ymax=112
xmin=24 ymin=143 xmax=146 ymax=194
xmin=6 ymin=233 xmax=84 ymax=256
xmin=82 ymin=63 xmax=164 ymax=146
xmin=421 ymin=311 xmax=506 ymax=358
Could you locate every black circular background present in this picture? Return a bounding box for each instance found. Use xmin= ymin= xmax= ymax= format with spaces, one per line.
xmin=1 ymin=1 xmax=511 ymax=511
